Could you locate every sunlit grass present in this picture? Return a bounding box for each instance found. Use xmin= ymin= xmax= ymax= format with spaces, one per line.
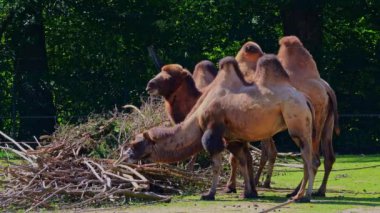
xmin=123 ymin=155 xmax=380 ymax=213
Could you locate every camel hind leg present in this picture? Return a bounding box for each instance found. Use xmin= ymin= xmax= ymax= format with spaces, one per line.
xmin=314 ymin=111 xmax=335 ymax=197
xmin=289 ymin=135 xmax=315 ymax=202
xmin=282 ymin=104 xmax=316 ymax=202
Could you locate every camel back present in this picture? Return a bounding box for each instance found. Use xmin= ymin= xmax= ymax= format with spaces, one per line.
xmin=254 ymin=54 xmax=290 ymax=85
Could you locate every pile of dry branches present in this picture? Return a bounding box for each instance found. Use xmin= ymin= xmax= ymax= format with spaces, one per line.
xmin=0 ymin=98 xmax=206 ymax=211
xmin=0 ymin=137 xmax=205 ymax=211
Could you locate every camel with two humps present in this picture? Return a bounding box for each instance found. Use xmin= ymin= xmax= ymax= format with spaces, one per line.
xmin=237 ymin=36 xmax=339 ymax=197
xmin=124 ymin=55 xmax=317 ymax=202
xmin=146 ymin=60 xmax=256 ymax=193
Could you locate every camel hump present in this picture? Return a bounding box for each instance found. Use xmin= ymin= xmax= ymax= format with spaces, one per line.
xmin=243 ymin=41 xmax=264 ymax=55
xmin=219 ymin=56 xmax=239 ymax=70
xmin=279 ymin=35 xmax=303 ymax=47
xmin=256 ymin=54 xmax=289 ymax=80
xmin=162 ymin=64 xmax=183 ymax=73
xmin=195 ymin=60 xmax=218 ymax=77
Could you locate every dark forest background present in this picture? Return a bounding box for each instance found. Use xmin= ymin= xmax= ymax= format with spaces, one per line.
xmin=0 ymin=0 xmax=379 ymax=153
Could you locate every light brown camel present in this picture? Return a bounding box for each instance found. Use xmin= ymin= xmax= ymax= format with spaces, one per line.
xmin=123 ymin=55 xmax=316 ymax=202
xmin=236 ymin=37 xmax=339 ymax=196
xmin=233 ymin=41 xmax=278 ymax=189
xmin=277 ymin=36 xmax=339 ymax=197
xmin=146 ymin=60 xmax=254 ymax=192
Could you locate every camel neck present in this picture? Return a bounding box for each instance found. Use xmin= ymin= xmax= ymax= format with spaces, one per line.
xmin=165 ymin=77 xmax=201 ymax=123
xmin=150 ymin=118 xmax=204 ymax=163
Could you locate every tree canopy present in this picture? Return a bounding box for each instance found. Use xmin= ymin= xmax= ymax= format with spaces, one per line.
xmin=0 ymin=0 xmax=379 ymax=153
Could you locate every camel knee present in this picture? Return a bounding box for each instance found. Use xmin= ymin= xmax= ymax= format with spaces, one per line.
xmin=312 ymin=154 xmax=321 ymax=168
xmin=202 ymin=126 xmax=225 ymax=155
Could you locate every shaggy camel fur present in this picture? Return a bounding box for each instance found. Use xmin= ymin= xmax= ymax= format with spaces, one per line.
xmin=146 ymin=60 xmax=217 ymax=170
xmin=146 ymin=64 xmax=201 ymax=124
xmin=124 ymin=55 xmax=316 ymax=202
xmin=236 ymin=37 xmax=339 ymax=196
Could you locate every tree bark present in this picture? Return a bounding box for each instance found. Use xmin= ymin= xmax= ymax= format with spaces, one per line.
xmin=280 ymin=0 xmax=324 ymax=60
xmin=11 ymin=2 xmax=56 ymax=140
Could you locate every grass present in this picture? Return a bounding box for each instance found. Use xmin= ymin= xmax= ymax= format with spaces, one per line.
xmin=118 ymin=154 xmax=380 ymax=213
xmin=0 ymin=154 xmax=379 ymax=212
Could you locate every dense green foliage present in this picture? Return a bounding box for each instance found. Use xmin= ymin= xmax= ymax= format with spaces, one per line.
xmin=0 ymin=0 xmax=379 ymax=152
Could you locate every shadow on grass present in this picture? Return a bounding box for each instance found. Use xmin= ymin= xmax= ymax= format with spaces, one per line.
xmin=250 ymin=194 xmax=380 ymax=207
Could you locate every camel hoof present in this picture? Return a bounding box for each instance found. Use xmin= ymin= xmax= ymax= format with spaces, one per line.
xmin=223 ymin=187 xmax=237 ymax=194
xmin=243 ymin=191 xmax=258 ymax=199
xmin=312 ymin=191 xmax=326 ymax=197
xmin=201 ymin=194 xmax=215 ymax=201
xmin=293 ymin=197 xmax=311 ymax=203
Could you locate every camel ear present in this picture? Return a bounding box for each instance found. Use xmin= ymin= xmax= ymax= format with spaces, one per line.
xmin=142 ymin=131 xmax=155 ymax=144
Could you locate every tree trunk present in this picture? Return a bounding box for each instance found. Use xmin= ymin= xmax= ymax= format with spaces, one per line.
xmin=11 ymin=3 xmax=56 ymax=140
xmin=280 ymin=0 xmax=324 ymax=61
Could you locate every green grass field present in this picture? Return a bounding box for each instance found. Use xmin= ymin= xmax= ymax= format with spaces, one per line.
xmin=120 ymin=155 xmax=380 ymax=213
xmin=1 ymin=154 xmax=379 ymax=212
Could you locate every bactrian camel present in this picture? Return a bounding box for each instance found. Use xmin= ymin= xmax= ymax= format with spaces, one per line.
xmin=124 ymin=55 xmax=317 ymax=202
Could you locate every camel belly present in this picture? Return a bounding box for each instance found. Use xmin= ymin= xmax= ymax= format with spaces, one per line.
xmin=222 ymin=98 xmax=286 ymax=142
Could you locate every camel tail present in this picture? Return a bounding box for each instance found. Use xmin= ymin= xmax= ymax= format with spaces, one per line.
xmin=326 ymin=86 xmax=340 ymax=136
xmin=306 ymin=98 xmax=317 ymax=140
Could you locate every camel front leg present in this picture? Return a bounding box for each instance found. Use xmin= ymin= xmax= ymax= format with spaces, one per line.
xmin=201 ymin=153 xmax=223 ymax=200
xmin=200 ymin=124 xmax=225 ymax=200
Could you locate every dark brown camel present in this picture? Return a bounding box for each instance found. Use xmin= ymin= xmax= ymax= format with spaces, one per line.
xmin=124 ymin=55 xmax=317 ymax=202
xmin=146 ymin=60 xmax=254 ymax=192
xmin=145 ymin=61 xmax=217 ymax=171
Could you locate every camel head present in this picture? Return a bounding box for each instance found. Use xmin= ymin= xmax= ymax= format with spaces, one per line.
xmin=146 ymin=64 xmax=192 ymax=97
xmin=236 ymin=41 xmax=264 ymax=65
xmin=123 ymin=132 xmax=155 ymax=163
